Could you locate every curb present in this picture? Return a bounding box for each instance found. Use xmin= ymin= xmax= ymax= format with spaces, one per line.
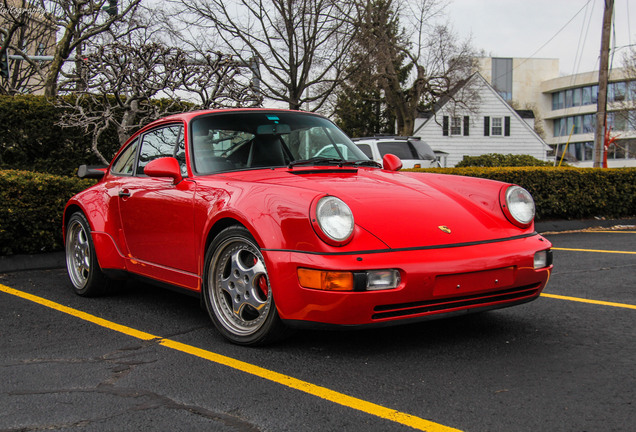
xmin=535 ymin=217 xmax=636 ymax=233
xmin=1 ymin=218 xmax=634 ymax=274
xmin=0 ymin=252 xmax=65 ymax=274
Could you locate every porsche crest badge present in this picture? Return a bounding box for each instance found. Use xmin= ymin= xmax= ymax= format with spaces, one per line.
xmin=438 ymin=225 xmax=451 ymax=234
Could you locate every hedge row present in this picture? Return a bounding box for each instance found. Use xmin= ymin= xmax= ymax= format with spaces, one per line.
xmin=409 ymin=166 xmax=636 ymax=220
xmin=0 ymin=95 xmax=121 ymax=176
xmin=0 ymin=170 xmax=94 ymax=255
xmin=1 ymin=167 xmax=635 ymax=256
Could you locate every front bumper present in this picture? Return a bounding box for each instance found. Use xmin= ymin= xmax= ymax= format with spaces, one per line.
xmin=263 ymin=234 xmax=552 ymax=327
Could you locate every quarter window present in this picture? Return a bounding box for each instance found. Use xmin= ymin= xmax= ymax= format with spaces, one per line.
xmin=111 ymin=138 xmax=139 ymax=176
xmin=356 ymin=143 xmax=373 ymax=158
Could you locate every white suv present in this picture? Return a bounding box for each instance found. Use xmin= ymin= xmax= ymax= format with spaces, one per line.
xmin=351 ymin=136 xmax=439 ymax=169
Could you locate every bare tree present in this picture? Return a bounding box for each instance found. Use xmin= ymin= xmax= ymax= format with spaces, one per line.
xmin=174 ymin=0 xmax=358 ymax=111
xmin=353 ymin=0 xmax=475 ymax=136
xmin=58 ymin=31 xmax=261 ymax=164
xmin=0 ymin=1 xmax=56 ymax=94
xmin=1 ymin=0 xmax=142 ymax=96
xmin=47 ymin=0 xmax=141 ymax=97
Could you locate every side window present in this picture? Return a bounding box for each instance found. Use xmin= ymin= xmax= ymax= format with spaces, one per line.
xmin=111 ymin=138 xmax=139 ymax=176
xmin=356 ymin=144 xmax=373 ymax=158
xmin=378 ymin=142 xmax=417 ymax=159
xmin=137 ymin=125 xmax=183 ymax=175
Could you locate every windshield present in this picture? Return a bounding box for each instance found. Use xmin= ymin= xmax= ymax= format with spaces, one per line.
xmin=189 ymin=111 xmax=370 ymax=174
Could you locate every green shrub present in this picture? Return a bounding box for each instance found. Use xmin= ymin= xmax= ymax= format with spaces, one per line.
xmin=409 ymin=167 xmax=636 ymax=220
xmin=1 ymin=167 xmax=635 ymax=256
xmin=456 ymin=153 xmax=554 ymax=167
xmin=0 ymin=95 xmax=121 ymax=176
xmin=0 ymin=170 xmax=94 ymax=255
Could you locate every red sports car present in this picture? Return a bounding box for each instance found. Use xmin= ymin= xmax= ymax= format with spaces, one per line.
xmin=64 ymin=109 xmax=553 ymax=345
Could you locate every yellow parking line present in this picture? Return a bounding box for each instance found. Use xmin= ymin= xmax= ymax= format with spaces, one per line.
xmin=588 ymin=231 xmax=636 ymax=234
xmin=552 ymin=247 xmax=636 ymax=255
xmin=0 ymin=283 xmax=461 ymax=432
xmin=541 ymin=293 xmax=636 ymax=310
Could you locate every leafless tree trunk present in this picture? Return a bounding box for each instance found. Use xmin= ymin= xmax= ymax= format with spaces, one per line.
xmin=174 ymin=0 xmax=358 ymax=111
xmin=0 ymin=1 xmax=56 ymax=94
xmin=1 ymin=0 xmax=142 ymax=96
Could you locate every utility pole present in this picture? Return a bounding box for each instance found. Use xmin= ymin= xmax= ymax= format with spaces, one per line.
xmin=593 ymin=0 xmax=614 ymax=168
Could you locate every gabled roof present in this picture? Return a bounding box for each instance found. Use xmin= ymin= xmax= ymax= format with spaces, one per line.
xmin=415 ymin=72 xmax=548 ymax=147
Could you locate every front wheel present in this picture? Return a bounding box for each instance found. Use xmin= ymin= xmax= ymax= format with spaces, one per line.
xmin=65 ymin=212 xmax=110 ymax=296
xmin=203 ymin=226 xmax=288 ymax=346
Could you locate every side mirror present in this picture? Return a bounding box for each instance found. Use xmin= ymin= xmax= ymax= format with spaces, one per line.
xmin=144 ymin=157 xmax=183 ymax=183
xmin=382 ymin=154 xmax=403 ymax=171
xmin=77 ymin=165 xmax=107 ymax=179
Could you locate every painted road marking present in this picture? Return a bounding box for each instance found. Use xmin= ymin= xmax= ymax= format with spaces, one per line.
xmin=541 ymin=293 xmax=636 ymax=310
xmin=586 ymin=231 xmax=636 ymax=234
xmin=0 ymin=284 xmax=461 ymax=432
xmin=552 ymin=247 xmax=636 ymax=255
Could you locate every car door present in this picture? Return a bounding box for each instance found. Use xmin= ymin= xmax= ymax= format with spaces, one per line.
xmin=117 ymin=123 xmax=198 ymax=285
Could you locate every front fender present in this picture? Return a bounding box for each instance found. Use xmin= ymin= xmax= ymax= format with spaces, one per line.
xmin=64 ymin=186 xmax=128 ymax=271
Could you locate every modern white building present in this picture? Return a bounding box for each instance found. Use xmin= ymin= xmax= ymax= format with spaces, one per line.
xmin=475 ymin=57 xmax=636 ymax=168
xmin=541 ymin=69 xmax=636 ymax=167
xmin=413 ymin=73 xmax=550 ymax=167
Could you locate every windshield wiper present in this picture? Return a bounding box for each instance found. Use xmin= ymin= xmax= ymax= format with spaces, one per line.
xmin=288 ymin=158 xmax=382 ymax=169
xmin=288 ymin=158 xmax=346 ymax=168
xmin=346 ymin=160 xmax=382 ymax=168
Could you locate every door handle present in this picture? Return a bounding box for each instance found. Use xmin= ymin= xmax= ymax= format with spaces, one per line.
xmin=118 ymin=189 xmax=131 ymax=198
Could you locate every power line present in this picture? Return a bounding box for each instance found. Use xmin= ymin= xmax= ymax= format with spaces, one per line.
xmin=512 ymin=0 xmax=595 ymax=72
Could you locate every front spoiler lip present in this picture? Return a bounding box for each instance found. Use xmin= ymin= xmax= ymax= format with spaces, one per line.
xmin=281 ymin=293 xmax=541 ymax=330
xmin=263 ymin=232 xmax=539 ymax=256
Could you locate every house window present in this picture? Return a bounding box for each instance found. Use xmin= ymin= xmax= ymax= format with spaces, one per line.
xmin=450 ymin=117 xmax=462 ymax=135
xmin=491 ymin=117 xmax=503 ymax=136
xmin=484 ymin=116 xmax=510 ymax=137
xmin=443 ymin=116 xmax=470 ymax=136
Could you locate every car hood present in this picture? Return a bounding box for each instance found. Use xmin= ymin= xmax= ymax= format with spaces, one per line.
xmin=216 ymin=168 xmax=531 ymax=249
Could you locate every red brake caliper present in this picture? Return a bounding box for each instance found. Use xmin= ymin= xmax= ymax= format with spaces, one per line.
xmin=254 ymin=256 xmax=268 ymax=298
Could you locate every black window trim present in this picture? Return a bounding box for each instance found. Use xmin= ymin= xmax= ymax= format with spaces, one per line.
xmin=135 ymin=122 xmax=186 ymax=178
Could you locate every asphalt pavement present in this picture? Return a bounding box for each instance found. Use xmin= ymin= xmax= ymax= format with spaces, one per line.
xmin=1 ymin=219 xmax=635 ymax=432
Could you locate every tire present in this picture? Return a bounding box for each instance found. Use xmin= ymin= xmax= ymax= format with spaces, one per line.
xmin=65 ymin=212 xmax=110 ymax=296
xmin=203 ymin=226 xmax=288 ymax=346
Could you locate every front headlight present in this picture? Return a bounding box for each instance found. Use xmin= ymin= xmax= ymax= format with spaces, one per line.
xmin=502 ymin=185 xmax=535 ymax=227
xmin=314 ymin=196 xmax=354 ymax=245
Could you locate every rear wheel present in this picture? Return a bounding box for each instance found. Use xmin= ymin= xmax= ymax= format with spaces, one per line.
xmin=65 ymin=212 xmax=110 ymax=296
xmin=203 ymin=226 xmax=287 ymax=345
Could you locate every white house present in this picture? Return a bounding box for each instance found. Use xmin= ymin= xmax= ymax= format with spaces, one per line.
xmin=413 ymin=73 xmax=550 ymax=167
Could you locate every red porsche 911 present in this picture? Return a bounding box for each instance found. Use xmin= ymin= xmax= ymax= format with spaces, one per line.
xmin=64 ymin=109 xmax=553 ymax=345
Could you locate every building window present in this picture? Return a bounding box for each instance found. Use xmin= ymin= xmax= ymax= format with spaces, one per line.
xmin=491 ymin=117 xmax=503 ymax=136
xmin=552 ymin=92 xmax=564 ymax=110
xmin=572 ymin=88 xmax=582 ymax=106
xmin=492 ymin=58 xmax=513 ymax=101
xmin=450 ymin=117 xmax=462 ymax=135
xmin=609 ymin=82 xmax=627 ymax=102
xmin=583 ymin=114 xmax=595 ymax=133
xmin=443 ymin=116 xmax=470 ymax=136
xmin=582 ymin=87 xmax=592 ymax=105
xmin=484 ymin=116 xmax=510 ymax=137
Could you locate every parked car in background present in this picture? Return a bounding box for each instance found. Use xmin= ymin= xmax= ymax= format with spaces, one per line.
xmin=352 ymin=136 xmax=440 ymax=168
xmin=64 ymin=109 xmax=552 ymax=346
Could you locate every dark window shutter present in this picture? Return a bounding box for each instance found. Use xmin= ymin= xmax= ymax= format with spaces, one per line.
xmin=463 ymin=116 xmax=470 ymax=136
xmin=504 ymin=116 xmax=511 ymax=136
xmin=484 ymin=117 xmax=490 ymax=136
xmin=443 ymin=116 xmax=449 ymax=136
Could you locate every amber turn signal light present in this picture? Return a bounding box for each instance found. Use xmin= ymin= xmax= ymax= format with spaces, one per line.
xmin=297 ymin=268 xmax=354 ymax=291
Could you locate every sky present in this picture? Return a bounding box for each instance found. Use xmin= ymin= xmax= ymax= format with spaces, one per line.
xmin=446 ymin=0 xmax=635 ymax=76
